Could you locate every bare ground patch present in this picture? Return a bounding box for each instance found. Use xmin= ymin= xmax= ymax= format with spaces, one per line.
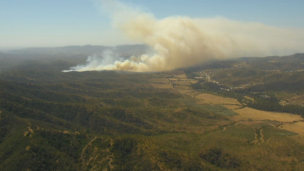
xmin=223 ymin=104 xmax=243 ymax=110
xmin=281 ymin=121 xmax=304 ymax=144
xmin=233 ymin=107 xmax=302 ymax=122
xmin=150 ymin=83 xmax=172 ymax=89
xmin=195 ymin=93 xmax=241 ymax=105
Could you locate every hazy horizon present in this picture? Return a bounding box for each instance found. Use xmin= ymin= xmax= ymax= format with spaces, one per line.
xmin=0 ymin=43 xmax=146 ymax=51
xmin=1 ymin=0 xmax=304 ymax=48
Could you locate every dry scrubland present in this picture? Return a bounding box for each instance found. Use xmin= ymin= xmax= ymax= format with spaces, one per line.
xmin=233 ymin=107 xmax=302 ymax=122
xmin=2 ymin=64 xmax=304 ymax=170
xmin=2 ymin=47 xmax=304 ymax=170
xmin=281 ymin=122 xmax=304 ymax=144
xmin=150 ymin=71 xmax=304 ymax=149
xmin=195 ymin=93 xmax=240 ymax=105
xmin=149 ymin=78 xmax=172 ymax=89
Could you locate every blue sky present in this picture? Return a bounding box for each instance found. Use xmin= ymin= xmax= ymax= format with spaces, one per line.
xmin=1 ymin=0 xmax=304 ymax=49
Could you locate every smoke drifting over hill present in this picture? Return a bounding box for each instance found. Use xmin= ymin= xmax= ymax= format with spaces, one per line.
xmin=63 ymin=0 xmax=304 ymax=72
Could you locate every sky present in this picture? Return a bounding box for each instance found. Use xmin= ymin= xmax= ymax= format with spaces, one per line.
xmin=1 ymin=0 xmax=304 ymax=49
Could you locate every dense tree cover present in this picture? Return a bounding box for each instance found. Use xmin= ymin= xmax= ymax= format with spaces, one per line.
xmin=247 ymin=80 xmax=304 ymax=92
xmin=199 ymin=148 xmax=241 ymax=169
xmin=192 ymin=82 xmax=222 ymax=91
xmin=110 ymin=138 xmax=138 ymax=170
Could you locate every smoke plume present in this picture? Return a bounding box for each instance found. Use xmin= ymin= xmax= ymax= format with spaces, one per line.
xmin=64 ymin=0 xmax=304 ymax=72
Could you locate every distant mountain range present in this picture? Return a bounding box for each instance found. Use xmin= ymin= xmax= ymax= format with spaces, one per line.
xmin=1 ymin=44 xmax=304 ymax=73
xmin=0 ymin=44 xmax=151 ymax=73
xmin=7 ymin=44 xmax=150 ymax=57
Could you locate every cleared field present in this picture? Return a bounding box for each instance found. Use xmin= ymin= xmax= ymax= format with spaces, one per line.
xmin=200 ymin=104 xmax=238 ymax=116
xmin=174 ymin=74 xmax=188 ymax=79
xmin=150 ymin=83 xmax=172 ymax=89
xmin=196 ymin=93 xmax=241 ymax=105
xmin=174 ymin=89 xmax=200 ymax=98
xmin=244 ymin=96 xmax=254 ymax=102
xmin=281 ymin=122 xmax=304 ymax=144
xmin=174 ymin=85 xmax=191 ymax=90
xmin=148 ymin=78 xmax=169 ymax=84
xmin=173 ymin=81 xmax=192 ymax=86
xmin=281 ymin=121 xmax=304 ymax=134
xmin=168 ymin=78 xmax=180 ymax=81
xmin=149 ymin=78 xmax=172 ymax=89
xmin=276 ymin=121 xmax=304 ymax=145
xmin=162 ymin=71 xmax=185 ymax=75
xmin=175 ymin=89 xmax=193 ymax=94
xmin=223 ymin=104 xmax=242 ymax=110
xmin=233 ymin=107 xmax=303 ymax=122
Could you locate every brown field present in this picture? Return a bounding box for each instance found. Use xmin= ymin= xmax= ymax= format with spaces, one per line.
xmin=168 ymin=78 xmax=180 ymax=81
xmin=244 ymin=96 xmax=254 ymax=102
xmin=173 ymin=81 xmax=192 ymax=86
xmin=174 ymin=85 xmax=191 ymax=90
xmin=148 ymin=78 xmax=169 ymax=84
xmin=234 ymin=120 xmax=268 ymax=126
xmin=161 ymin=71 xmax=185 ymax=75
xmin=188 ymin=80 xmax=198 ymax=84
xmin=175 ymin=89 xmax=197 ymax=96
xmin=281 ymin=121 xmax=304 ymax=133
xmin=149 ymin=78 xmax=172 ymax=89
xmin=174 ymin=74 xmax=188 ymax=79
xmin=150 ymin=83 xmax=172 ymax=89
xmin=195 ymin=93 xmax=241 ymax=105
xmin=233 ymin=107 xmax=302 ymax=122
xmin=281 ymin=122 xmax=304 ymax=145
xmin=222 ymin=105 xmax=242 ymax=110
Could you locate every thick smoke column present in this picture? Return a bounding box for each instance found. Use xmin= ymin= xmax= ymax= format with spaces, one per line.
xmin=64 ymin=0 xmax=304 ymax=72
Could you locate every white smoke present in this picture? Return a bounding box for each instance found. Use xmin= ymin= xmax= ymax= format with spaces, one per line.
xmin=64 ymin=0 xmax=304 ymax=72
xmin=63 ymin=50 xmax=122 ymax=72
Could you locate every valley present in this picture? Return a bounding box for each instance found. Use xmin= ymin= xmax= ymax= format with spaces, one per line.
xmin=1 ymin=52 xmax=304 ymax=170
